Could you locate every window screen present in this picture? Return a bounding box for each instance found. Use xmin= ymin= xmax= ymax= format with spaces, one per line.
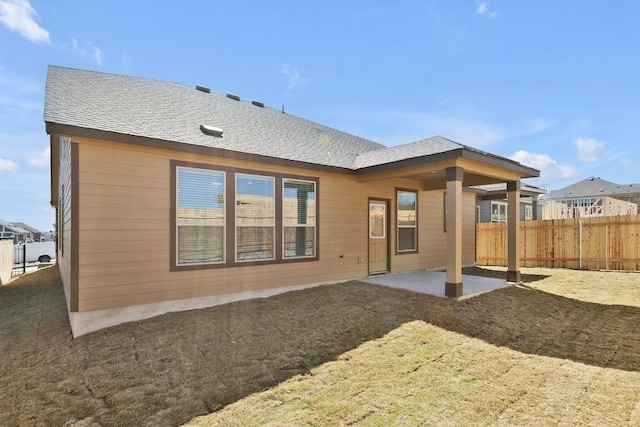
xmin=176 ymin=167 xmax=225 ymax=264
xmin=236 ymin=174 xmax=275 ymax=261
xmin=283 ymin=179 xmax=316 ymax=258
xmin=397 ymin=190 xmax=417 ymax=251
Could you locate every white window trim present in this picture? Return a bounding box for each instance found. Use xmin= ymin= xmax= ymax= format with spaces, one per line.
xmin=490 ymin=201 xmax=507 ymax=223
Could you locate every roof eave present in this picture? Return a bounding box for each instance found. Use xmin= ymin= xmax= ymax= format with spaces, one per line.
xmin=45 ymin=122 xmax=356 ymax=175
xmin=353 ymin=147 xmax=540 ymax=178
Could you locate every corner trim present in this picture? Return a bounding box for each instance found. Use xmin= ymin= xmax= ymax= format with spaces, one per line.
xmin=70 ymin=142 xmax=80 ymax=312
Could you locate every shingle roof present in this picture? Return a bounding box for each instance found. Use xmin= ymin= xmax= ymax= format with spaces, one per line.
xmin=549 ymin=177 xmax=640 ymax=199
xmin=44 ymin=66 xmax=385 ymax=169
xmin=44 ymin=65 xmax=538 ymax=176
xmin=0 ymin=219 xmax=30 ymax=235
xmin=351 ymin=136 xmax=463 ymax=169
xmin=9 ymin=222 xmax=40 ymax=233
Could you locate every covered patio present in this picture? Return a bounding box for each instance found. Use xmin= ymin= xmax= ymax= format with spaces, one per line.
xmin=361 ymin=270 xmax=512 ymax=300
xmin=356 ymin=142 xmax=540 ymax=298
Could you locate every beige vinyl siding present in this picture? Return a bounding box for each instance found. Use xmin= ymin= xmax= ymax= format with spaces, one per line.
xmin=74 ymin=137 xmax=478 ymax=312
xmin=57 ymin=136 xmax=73 ymax=310
xmin=462 ymin=192 xmax=477 ymax=265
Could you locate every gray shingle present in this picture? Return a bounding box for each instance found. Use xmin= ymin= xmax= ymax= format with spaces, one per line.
xmin=549 ymin=177 xmax=640 ymax=199
xmin=43 ymin=66 xmax=538 ymax=176
xmin=44 ymin=66 xmax=385 ymax=169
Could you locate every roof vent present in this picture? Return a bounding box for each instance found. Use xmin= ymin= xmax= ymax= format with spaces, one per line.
xmin=200 ymin=124 xmax=223 ymax=137
xmin=226 ymin=93 xmax=240 ymax=101
xmin=588 ymin=177 xmax=595 ymax=181
xmin=251 ymin=100 xmax=265 ymax=108
xmin=195 ymin=85 xmax=210 ymax=93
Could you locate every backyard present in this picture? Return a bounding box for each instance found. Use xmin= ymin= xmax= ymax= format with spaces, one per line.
xmin=0 ymin=266 xmax=639 ymax=426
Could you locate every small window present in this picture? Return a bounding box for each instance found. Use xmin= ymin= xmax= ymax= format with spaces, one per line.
xmin=397 ymin=190 xmax=417 ymax=252
xmin=524 ymin=205 xmax=533 ymax=221
xmin=491 ymin=201 xmax=507 ymax=222
xmin=283 ymin=179 xmax=316 ymax=258
xmin=236 ymin=174 xmax=275 ymax=261
xmin=369 ymin=203 xmax=386 ymax=238
xmin=176 ymin=167 xmax=225 ymax=265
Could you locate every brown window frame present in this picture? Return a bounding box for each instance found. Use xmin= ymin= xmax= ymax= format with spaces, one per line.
xmin=395 ymin=188 xmax=418 ymax=254
xmin=170 ymin=160 xmax=319 ymax=271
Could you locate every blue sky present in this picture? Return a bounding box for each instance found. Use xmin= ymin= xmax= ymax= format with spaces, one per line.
xmin=1 ymin=0 xmax=639 ymax=231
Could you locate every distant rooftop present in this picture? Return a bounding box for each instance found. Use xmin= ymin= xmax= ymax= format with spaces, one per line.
xmin=549 ymin=177 xmax=640 ymax=199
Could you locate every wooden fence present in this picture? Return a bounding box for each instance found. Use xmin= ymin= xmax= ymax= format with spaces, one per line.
xmin=476 ymin=214 xmax=640 ymax=271
xmin=0 ymin=239 xmax=13 ymax=285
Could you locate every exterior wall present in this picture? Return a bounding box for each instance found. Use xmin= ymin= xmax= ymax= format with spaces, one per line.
xmin=477 ymin=199 xmax=532 ymax=223
xmin=57 ymin=136 xmax=73 ymax=311
xmin=609 ymin=193 xmax=640 ymax=207
xmin=73 ymin=137 xmax=479 ymax=313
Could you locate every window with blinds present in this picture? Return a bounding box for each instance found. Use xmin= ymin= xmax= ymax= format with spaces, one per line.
xmin=176 ymin=167 xmax=225 ymax=265
xmin=171 ymin=161 xmax=319 ymax=270
xmin=283 ymin=179 xmax=316 ymax=258
xmin=236 ymin=174 xmax=275 ymax=261
xmin=397 ymin=190 xmax=417 ymax=252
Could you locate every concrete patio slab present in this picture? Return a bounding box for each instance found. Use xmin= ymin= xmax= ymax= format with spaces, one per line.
xmin=360 ymin=270 xmax=512 ymax=300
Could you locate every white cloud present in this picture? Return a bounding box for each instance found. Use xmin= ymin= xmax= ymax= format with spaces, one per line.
xmin=621 ymin=158 xmax=640 ymax=171
xmin=282 ymin=63 xmax=310 ymax=91
xmin=0 ymin=0 xmax=49 ymax=43
xmin=0 ymin=157 xmax=18 ymax=172
xmin=510 ymin=150 xmax=578 ymax=180
xmin=574 ymin=137 xmax=604 ymax=163
xmin=64 ymin=36 xmax=104 ymax=65
xmin=93 ymin=46 xmax=103 ymax=65
xmin=475 ymin=2 xmax=497 ymax=19
xmin=342 ymin=107 xmax=553 ymax=149
xmin=122 ymin=52 xmax=132 ymax=69
xmin=28 ymin=146 xmax=49 ymax=167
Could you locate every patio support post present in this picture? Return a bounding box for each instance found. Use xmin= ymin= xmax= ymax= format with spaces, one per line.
xmin=445 ymin=166 xmax=463 ymax=298
xmin=531 ymin=194 xmax=539 ymax=220
xmin=507 ymin=181 xmax=521 ymax=283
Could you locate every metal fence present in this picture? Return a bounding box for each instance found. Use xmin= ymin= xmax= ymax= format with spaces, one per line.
xmin=12 ymin=244 xmax=26 ymax=277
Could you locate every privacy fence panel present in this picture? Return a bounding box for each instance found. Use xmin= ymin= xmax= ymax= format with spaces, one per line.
xmin=0 ymin=239 xmax=13 ymax=285
xmin=476 ymin=214 xmax=640 ymax=271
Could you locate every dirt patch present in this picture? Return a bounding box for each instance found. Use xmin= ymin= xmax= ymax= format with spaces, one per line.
xmin=1 ymin=266 xmax=640 ymax=426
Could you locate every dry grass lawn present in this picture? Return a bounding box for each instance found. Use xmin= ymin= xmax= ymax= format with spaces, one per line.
xmin=0 ymin=266 xmax=639 ymax=426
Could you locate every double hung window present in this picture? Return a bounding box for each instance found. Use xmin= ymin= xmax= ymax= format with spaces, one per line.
xmin=397 ymin=190 xmax=417 ymax=252
xmin=172 ymin=161 xmax=318 ymax=269
xmin=176 ymin=167 xmax=225 ymax=265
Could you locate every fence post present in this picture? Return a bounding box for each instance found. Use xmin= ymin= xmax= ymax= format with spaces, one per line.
xmin=579 ymin=221 xmax=582 ymax=270
xmin=605 ymin=224 xmax=609 ymax=270
xmin=22 ymin=243 xmax=26 ymax=274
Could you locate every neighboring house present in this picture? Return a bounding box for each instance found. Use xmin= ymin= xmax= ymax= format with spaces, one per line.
xmin=44 ymin=65 xmax=539 ymax=337
xmin=9 ymin=222 xmax=43 ymax=242
xmin=473 ymin=183 xmax=547 ymax=222
xmin=542 ymin=177 xmax=639 ymax=219
xmin=0 ymin=219 xmax=33 ymax=243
